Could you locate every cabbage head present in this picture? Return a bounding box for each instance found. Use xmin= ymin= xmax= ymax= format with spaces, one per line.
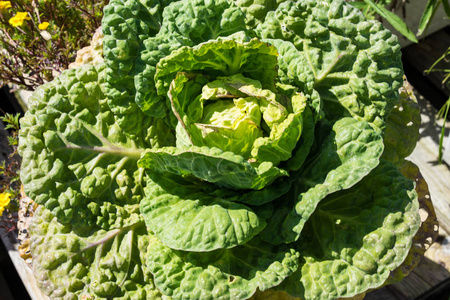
xmin=18 ymin=0 xmax=424 ymax=299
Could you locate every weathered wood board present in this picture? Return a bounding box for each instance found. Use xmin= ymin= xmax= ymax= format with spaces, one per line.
xmin=0 ymin=227 xmax=49 ymax=300
xmin=409 ymin=91 xmax=450 ymax=233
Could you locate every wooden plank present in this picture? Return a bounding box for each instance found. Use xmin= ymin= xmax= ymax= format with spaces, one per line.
xmin=407 ymin=90 xmax=450 ymax=233
xmin=0 ymin=230 xmax=49 ymax=300
xmin=365 ymin=286 xmax=401 ymax=300
xmin=389 ymin=272 xmax=433 ymax=300
xmin=425 ymin=234 xmax=450 ymax=273
xmin=412 ymin=255 xmax=450 ymax=287
xmin=415 ymin=277 xmax=450 ymax=300
xmin=390 ymin=255 xmax=449 ymax=299
xmin=366 ymin=256 xmax=450 ymax=300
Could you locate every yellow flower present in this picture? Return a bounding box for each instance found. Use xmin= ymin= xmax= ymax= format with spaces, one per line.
xmin=38 ymin=21 xmax=49 ymax=30
xmin=9 ymin=12 xmax=31 ymax=27
xmin=0 ymin=1 xmax=12 ymax=11
xmin=0 ymin=193 xmax=11 ymax=216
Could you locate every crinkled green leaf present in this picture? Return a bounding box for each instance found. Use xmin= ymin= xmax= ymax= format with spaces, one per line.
xmin=168 ymin=71 xmax=312 ymax=166
xmin=221 ymin=176 xmax=293 ymax=206
xmin=381 ymin=78 xmax=421 ymax=166
xmin=200 ymin=75 xmax=311 ymax=165
xmin=147 ymin=235 xmax=299 ymax=300
xmin=262 ymin=117 xmax=384 ymax=244
xmin=134 ymin=0 xmax=248 ymax=117
xmin=18 ymin=65 xmax=153 ymax=229
xmin=386 ymin=160 xmax=439 ymax=284
xmin=264 ymin=39 xmax=316 ymax=96
xmin=144 ymin=169 xmax=291 ymax=209
xmin=154 ymin=38 xmax=279 ymax=97
xmin=251 ymin=92 xmax=307 ymax=165
xmin=417 ymin=0 xmax=439 ymax=36
xmin=193 ymin=75 xmax=267 ymax=158
xmin=159 ymin=0 xmax=247 ymax=44
xmin=102 ymin=0 xmax=178 ymax=144
xmin=140 ymin=175 xmax=266 ymax=251
xmin=234 ymin=0 xmax=288 ymax=27
xmin=168 ymin=72 xmax=209 ymax=129
xmin=138 ymin=146 xmax=289 ymax=190
xmin=257 ymin=0 xmax=404 ymax=129
xmin=169 ymin=73 xmax=265 ymax=158
xmin=134 ymin=34 xmax=187 ymax=118
xmin=102 ymin=0 xmax=174 ymax=116
xmin=282 ymin=104 xmax=315 ymax=171
xmin=280 ymin=160 xmax=420 ymax=300
xmin=30 ymin=206 xmax=168 ymax=300
xmin=363 ymin=0 xmax=418 ymax=43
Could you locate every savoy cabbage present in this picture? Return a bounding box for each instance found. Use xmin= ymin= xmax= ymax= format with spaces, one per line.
xmin=18 ymin=0 xmax=425 ymax=299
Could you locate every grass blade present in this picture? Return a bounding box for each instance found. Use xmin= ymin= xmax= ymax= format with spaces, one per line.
xmin=347 ymin=1 xmax=367 ymax=9
xmin=363 ymin=0 xmax=418 ymax=43
xmin=442 ymin=0 xmax=450 ymax=18
xmin=443 ymin=0 xmax=450 ymax=17
xmin=417 ymin=0 xmax=441 ymax=36
xmin=425 ymin=46 xmax=450 ymax=75
xmin=438 ymin=97 xmax=450 ymax=164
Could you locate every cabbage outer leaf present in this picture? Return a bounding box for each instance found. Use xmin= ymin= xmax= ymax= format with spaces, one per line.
xmin=386 ymin=160 xmax=439 ymax=284
xmin=18 ymin=65 xmax=157 ymax=229
xmin=281 ymin=160 xmax=420 ymax=300
xmin=147 ymin=235 xmax=299 ymax=300
xmin=138 ymin=146 xmax=288 ymax=190
xmin=381 ymin=78 xmax=421 ymax=166
xmin=102 ymin=0 xmax=175 ymax=117
xmin=30 ymin=206 xmax=168 ymax=300
xmin=140 ymin=175 xmax=266 ymax=251
xmin=262 ymin=117 xmax=384 ymax=244
xmin=257 ymin=0 xmax=404 ymax=129
xmin=234 ymin=0 xmax=289 ymax=28
xmin=154 ymin=37 xmax=279 ymax=97
xmin=144 ymin=170 xmax=292 ymax=208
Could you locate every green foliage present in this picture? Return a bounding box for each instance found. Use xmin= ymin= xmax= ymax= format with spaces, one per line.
xmin=0 ymin=112 xmax=21 ymax=193
xmin=18 ymin=65 xmax=148 ymax=228
xmin=30 ymin=207 xmax=167 ymax=299
xmin=18 ymin=1 xmax=427 ymax=299
xmin=347 ymin=0 xmax=450 ymax=43
xmin=361 ymin=0 xmax=417 ymax=43
xmin=382 ymin=78 xmax=421 ymax=166
xmin=417 ymin=0 xmax=447 ymax=36
xmin=141 ymin=176 xmax=267 ymax=251
xmin=0 ymin=0 xmax=108 ymax=90
xmin=0 ymin=112 xmax=21 ymax=230
xmin=425 ymin=46 xmax=450 ymax=164
xmin=280 ymin=160 xmax=419 ymax=299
